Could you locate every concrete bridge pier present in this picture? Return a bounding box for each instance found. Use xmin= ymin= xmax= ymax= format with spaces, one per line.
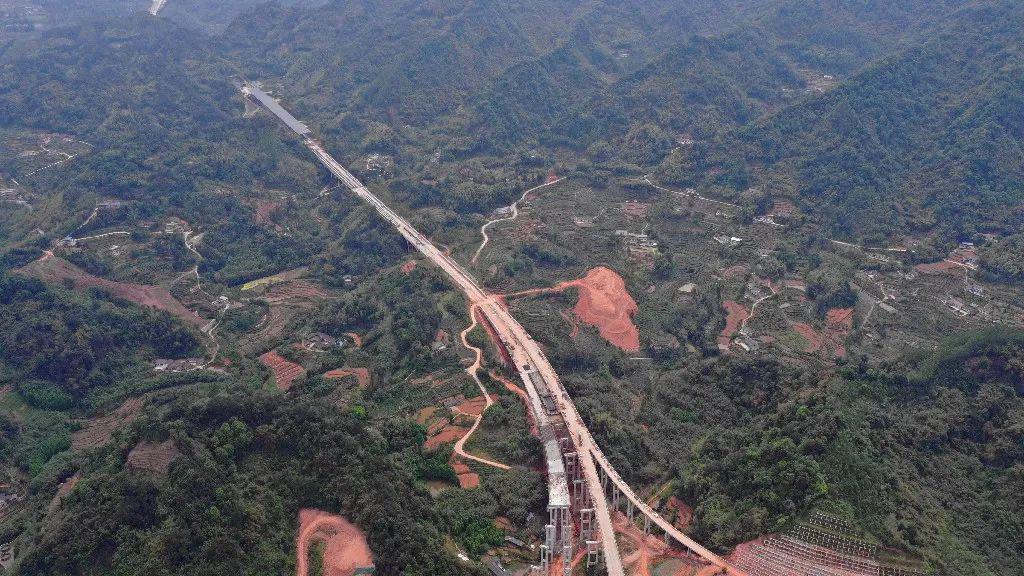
xmin=579 ymin=508 xmax=594 ymax=542
xmin=586 ymin=540 xmax=601 ymax=567
xmin=644 ymin=515 xmax=651 ymax=534
xmin=627 ymin=500 xmax=634 ymax=521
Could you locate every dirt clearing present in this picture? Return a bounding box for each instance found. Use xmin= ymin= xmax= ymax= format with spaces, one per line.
xmin=20 ymin=256 xmax=205 ymax=327
xmin=259 ymin=351 xmax=306 ymax=391
xmin=296 ymin=509 xmax=374 ymax=576
xmin=71 ymin=397 xmax=145 ymax=450
xmin=718 ymin=301 xmax=750 ymax=352
xmin=126 ymin=440 xmax=180 ymax=475
xmin=555 ymin=267 xmax=641 ymax=352
xmin=323 ymin=367 xmax=370 ymax=388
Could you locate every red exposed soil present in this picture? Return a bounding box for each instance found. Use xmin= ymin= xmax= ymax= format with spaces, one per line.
xmin=665 ymin=496 xmax=693 ymax=531
xmin=450 ymin=459 xmax=480 ymax=489
xmin=126 ymin=440 xmax=180 ymax=475
xmin=323 ymin=367 xmax=370 ymax=388
xmin=344 ymin=332 xmax=363 ymax=348
xmin=502 ymin=267 xmax=641 ymax=352
xmin=791 ymin=322 xmax=824 ymax=353
xmin=71 ymin=397 xmax=145 ymax=450
xmin=454 ymin=395 xmax=495 ymax=417
xmin=296 ymin=509 xmax=374 ymax=576
xmin=718 ymin=300 xmax=750 ymax=352
xmin=546 ymin=168 xmax=560 ymax=183
xmin=424 ymin=424 xmax=470 ymax=450
xmin=613 ymin=510 xmax=700 ymax=576
xmin=914 ymin=260 xmax=961 ymax=275
xmin=259 ymin=351 xmax=306 ymax=391
xmin=825 ymin=307 xmax=855 ymax=358
xmin=560 ymin=267 xmax=641 ymax=352
xmin=20 ymin=257 xmax=205 ymax=327
xmin=401 ymin=260 xmax=417 ymax=274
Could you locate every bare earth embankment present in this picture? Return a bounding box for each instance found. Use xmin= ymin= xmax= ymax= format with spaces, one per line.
xmin=295 ymin=509 xmax=374 ymax=576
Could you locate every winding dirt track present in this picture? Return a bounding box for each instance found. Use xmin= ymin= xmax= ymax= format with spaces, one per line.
xmin=453 ymin=304 xmax=510 ymax=470
xmin=471 ymin=177 xmax=566 ymax=264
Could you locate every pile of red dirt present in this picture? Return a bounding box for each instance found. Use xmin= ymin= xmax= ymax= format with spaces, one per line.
xmin=19 ymin=257 xmax=205 ymax=327
xmin=545 ymin=168 xmax=560 ymax=183
xmin=323 ymin=367 xmax=370 ymax=388
xmin=344 ymin=332 xmax=363 ymax=348
xmin=71 ymin=397 xmax=145 ymax=450
xmin=126 ymin=440 xmax=180 ymax=475
xmin=400 ymin=260 xmax=417 ymax=274
xmin=558 ymin=267 xmax=641 ymax=353
xmin=295 ymin=509 xmax=374 ymax=576
xmin=259 ymin=351 xmax=306 ymax=391
xmin=718 ymin=300 xmax=750 ymax=352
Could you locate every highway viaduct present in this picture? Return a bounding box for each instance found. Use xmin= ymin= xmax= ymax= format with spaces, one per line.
xmin=241 ymin=82 xmax=746 ymax=576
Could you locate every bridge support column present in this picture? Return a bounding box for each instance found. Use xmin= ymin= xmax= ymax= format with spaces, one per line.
xmin=540 ymin=543 xmax=551 ymax=571
xmin=664 ymin=530 xmax=670 ymax=545
xmin=611 ymin=485 xmax=619 ymax=511
xmin=586 ymin=540 xmax=601 ymax=567
xmin=564 ymin=452 xmax=578 ymax=482
xmin=579 ymin=508 xmax=594 ymax=543
xmin=644 ymin=515 xmax=651 ymax=534
xmin=562 ymin=544 xmax=572 ymax=576
xmin=627 ymin=500 xmax=634 ymax=521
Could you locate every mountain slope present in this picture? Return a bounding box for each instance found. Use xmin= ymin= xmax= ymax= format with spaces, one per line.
xmin=673 ymin=0 xmax=1024 ymax=243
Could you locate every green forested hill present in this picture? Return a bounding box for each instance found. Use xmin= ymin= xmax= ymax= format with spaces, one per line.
xmin=547 ymin=30 xmax=802 ymax=163
xmin=674 ymin=0 xmax=1024 ymax=242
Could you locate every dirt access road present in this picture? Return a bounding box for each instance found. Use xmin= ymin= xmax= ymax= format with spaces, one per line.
xmin=453 ymin=303 xmax=510 ymax=470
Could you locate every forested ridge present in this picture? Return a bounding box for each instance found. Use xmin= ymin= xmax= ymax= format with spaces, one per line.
xmin=669 ymin=0 xmax=1024 ymax=243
